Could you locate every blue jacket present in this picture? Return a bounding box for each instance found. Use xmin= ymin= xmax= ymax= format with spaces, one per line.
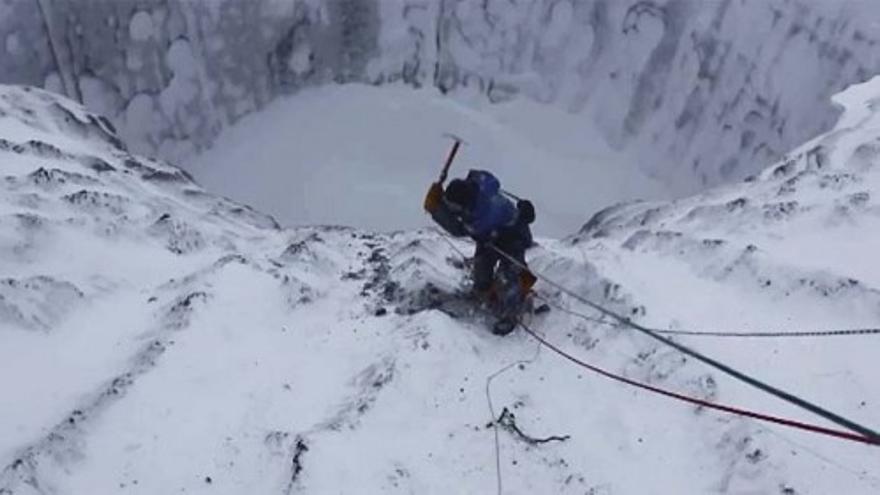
xmin=464 ymin=170 xmax=518 ymax=240
xmin=431 ymin=170 xmax=532 ymax=250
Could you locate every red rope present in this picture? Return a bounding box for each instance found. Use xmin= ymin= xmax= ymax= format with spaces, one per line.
xmin=519 ymin=323 xmax=880 ymax=447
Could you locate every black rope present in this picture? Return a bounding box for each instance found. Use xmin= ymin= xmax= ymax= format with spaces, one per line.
xmin=484 ymin=336 xmax=542 ymax=495
xmin=534 ymin=293 xmax=880 ymax=338
xmin=434 ymin=229 xmax=880 ymax=340
xmin=652 ymin=327 xmax=880 ymax=338
xmin=495 ymin=407 xmax=570 ymax=445
xmin=518 ymin=320 xmax=879 ymax=446
xmin=429 ymin=230 xmax=880 ymax=442
xmin=487 ymin=244 xmax=880 ymax=443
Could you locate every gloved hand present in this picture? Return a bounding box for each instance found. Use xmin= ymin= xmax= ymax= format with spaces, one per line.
xmin=423 ymin=182 xmax=443 ymax=213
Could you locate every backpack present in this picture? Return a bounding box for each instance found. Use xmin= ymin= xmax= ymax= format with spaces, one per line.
xmin=466 ymin=170 xmax=536 ymax=228
xmin=464 ymin=170 xmax=517 ymax=239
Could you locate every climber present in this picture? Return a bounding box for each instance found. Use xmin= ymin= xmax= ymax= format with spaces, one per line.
xmin=423 ymin=169 xmax=536 ymax=335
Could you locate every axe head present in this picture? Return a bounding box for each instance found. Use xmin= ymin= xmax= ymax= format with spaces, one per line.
xmin=437 ymin=132 xmax=467 ymax=185
xmin=442 ymin=132 xmax=466 ymax=145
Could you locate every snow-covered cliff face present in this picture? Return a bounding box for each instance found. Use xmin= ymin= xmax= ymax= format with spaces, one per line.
xmin=3 ymin=0 xmax=880 ymax=191
xmin=424 ymin=0 xmax=880 ymax=192
xmin=2 ymin=77 xmax=880 ymax=493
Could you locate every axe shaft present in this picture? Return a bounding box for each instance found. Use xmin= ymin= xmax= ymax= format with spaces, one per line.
xmin=439 ymin=139 xmax=461 ymax=184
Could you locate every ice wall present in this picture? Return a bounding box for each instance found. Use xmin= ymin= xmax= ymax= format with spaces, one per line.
xmin=3 ymin=0 xmax=880 ymax=191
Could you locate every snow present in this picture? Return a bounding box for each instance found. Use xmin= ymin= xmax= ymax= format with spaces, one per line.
xmin=287 ymin=43 xmax=312 ymax=76
xmin=2 ymin=76 xmax=880 ymax=495
xmin=187 ymin=83 xmax=668 ymax=238
xmin=4 ymin=32 xmax=20 ymax=56
xmin=0 ymin=288 xmax=154 ymax=461
xmin=128 ymin=11 xmax=154 ymax=42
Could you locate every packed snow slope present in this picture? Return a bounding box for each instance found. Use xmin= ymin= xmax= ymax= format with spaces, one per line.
xmin=187 ymin=83 xmax=667 ymax=237
xmin=2 ymin=81 xmax=880 ymax=494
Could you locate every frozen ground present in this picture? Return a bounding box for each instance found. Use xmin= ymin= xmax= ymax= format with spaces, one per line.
xmin=1 ymin=79 xmax=879 ymax=494
xmin=187 ymin=83 xmax=668 ymax=237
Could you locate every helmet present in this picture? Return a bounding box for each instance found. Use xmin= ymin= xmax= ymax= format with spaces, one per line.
xmin=444 ymin=179 xmax=476 ymax=211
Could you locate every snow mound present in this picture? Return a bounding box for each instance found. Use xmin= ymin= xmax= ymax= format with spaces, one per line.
xmin=1 ymin=81 xmax=879 ymax=494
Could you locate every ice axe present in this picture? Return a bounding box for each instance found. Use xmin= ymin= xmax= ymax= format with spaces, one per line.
xmin=438 ymin=133 xmax=516 ymax=197
xmin=424 ymin=134 xmax=464 ymax=213
xmin=438 ymin=133 xmax=465 ymax=185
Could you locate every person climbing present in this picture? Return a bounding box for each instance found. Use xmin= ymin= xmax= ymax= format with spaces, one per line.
xmin=423 ymin=169 xmax=536 ymax=335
